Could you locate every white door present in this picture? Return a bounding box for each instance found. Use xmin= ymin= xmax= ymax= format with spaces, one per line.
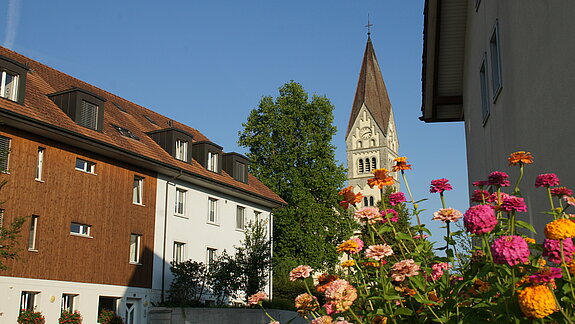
xmin=125 ymin=301 xmax=136 ymax=324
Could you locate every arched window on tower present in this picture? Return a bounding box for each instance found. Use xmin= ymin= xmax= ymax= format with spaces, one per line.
xmin=369 ymin=196 xmax=374 ymax=206
xmin=358 ymin=159 xmax=364 ymax=173
xmin=357 ymin=141 xmax=363 ymax=148
xmin=363 ymin=197 xmax=369 ymax=206
xmin=370 ymin=139 xmax=375 ymax=147
xmin=365 ymin=158 xmax=371 ymax=172
xmin=372 ymin=157 xmax=376 ymax=170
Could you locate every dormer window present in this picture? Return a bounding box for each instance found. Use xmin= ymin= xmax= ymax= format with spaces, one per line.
xmin=207 ymin=151 xmax=218 ymax=172
xmin=222 ymin=152 xmax=249 ymax=184
xmin=0 ymin=55 xmax=28 ymax=105
xmin=79 ymin=100 xmax=98 ymax=130
xmin=1 ymin=70 xmax=18 ymax=101
xmin=48 ymin=87 xmax=106 ymax=132
xmin=235 ymin=161 xmax=246 ymax=183
xmin=175 ymin=139 xmax=188 ymax=162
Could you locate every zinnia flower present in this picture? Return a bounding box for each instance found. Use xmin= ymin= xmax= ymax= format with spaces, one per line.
xmin=544 ymin=218 xmax=575 ymax=240
xmin=367 ymin=168 xmax=395 ymax=189
xmin=336 ymin=237 xmax=364 ymax=254
xmin=499 ymin=195 xmax=528 ymax=213
xmin=390 ymin=259 xmax=420 ymax=282
xmin=551 ymin=187 xmax=573 ymax=197
xmin=432 ymin=208 xmax=462 ymax=223
xmin=535 ymin=173 xmax=560 ymax=188
xmin=488 ymin=171 xmax=510 ymax=187
xmin=316 ymin=274 xmax=339 ymax=293
xmin=310 ymin=316 xmax=334 ymax=324
xmin=524 ymin=237 xmax=536 ymax=244
xmin=567 ymin=260 xmax=575 ymax=275
xmin=381 ymin=209 xmax=399 ymax=223
xmin=388 ymin=192 xmax=406 ymax=206
xmin=392 ymin=157 xmax=411 ymax=171
xmin=295 ymin=293 xmax=318 ymax=316
xmin=338 ymin=186 xmax=363 ymax=209
xmin=413 ymin=234 xmax=429 ymax=239
xmin=324 ymin=279 xmax=357 ymax=314
xmin=354 ymin=207 xmax=382 ymax=224
xmin=429 ymin=179 xmax=452 ymax=193
xmin=565 ymin=196 xmax=575 ymax=206
xmin=543 ymin=238 xmax=575 ymax=264
xmin=247 ymin=291 xmax=268 ymax=305
xmin=491 ymin=236 xmax=530 ymax=266
xmin=428 ymin=262 xmax=451 ymax=281
xmin=289 ymin=265 xmax=313 ymax=281
xmin=529 ymin=267 xmax=562 ymax=284
xmin=340 ymin=260 xmax=356 ymax=268
xmin=517 ymin=285 xmax=558 ymax=318
xmin=473 ymin=180 xmax=489 ymax=187
xmin=364 ymin=244 xmax=394 ymax=260
xmin=508 ymin=151 xmax=534 ymax=166
xmin=471 ymin=189 xmax=490 ymax=203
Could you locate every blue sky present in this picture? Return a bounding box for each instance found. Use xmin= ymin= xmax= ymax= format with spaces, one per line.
xmin=2 ymin=0 xmax=469 ymax=242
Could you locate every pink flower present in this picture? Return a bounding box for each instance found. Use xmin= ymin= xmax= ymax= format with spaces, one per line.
xmin=430 ymin=179 xmax=453 ymax=193
xmin=364 ymin=244 xmax=394 ymax=260
xmin=432 ymin=208 xmax=463 ymax=223
xmin=336 ymin=237 xmax=364 ymax=254
xmin=381 ymin=209 xmax=399 ymax=223
xmin=471 ymin=189 xmax=490 ymax=203
xmin=529 ymin=267 xmax=563 ymax=284
xmin=324 ymin=279 xmax=357 ymax=314
xmin=388 ymin=192 xmax=407 ymax=206
xmin=543 ymin=238 xmax=575 ymax=264
xmin=289 ymin=265 xmax=313 ymax=281
xmin=491 ymin=235 xmax=530 ymax=266
xmin=269 ymin=322 xmax=280 ymax=324
xmin=473 ymin=180 xmax=489 ymax=187
xmin=311 ymin=315 xmax=334 ymax=324
xmin=413 ymin=234 xmax=429 ymax=239
xmin=247 ymin=291 xmax=268 ymax=305
xmin=334 ymin=321 xmax=352 ymax=324
xmin=551 ymin=187 xmax=573 ymax=197
xmin=535 ymin=173 xmax=560 ymax=188
xmin=499 ymin=195 xmax=528 ymax=213
xmin=390 ymin=259 xmax=420 ymax=282
xmin=488 ymin=191 xmax=511 ymax=204
xmin=488 ymin=171 xmax=510 ymax=187
xmin=428 ymin=262 xmax=451 ymax=281
xmin=354 ymin=207 xmax=382 ymax=224
xmin=464 ymin=204 xmax=497 ymax=235
xmin=564 ymin=196 xmax=575 ymax=206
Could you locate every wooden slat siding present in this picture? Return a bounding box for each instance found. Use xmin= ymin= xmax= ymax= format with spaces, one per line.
xmin=0 ymin=125 xmax=156 ymax=288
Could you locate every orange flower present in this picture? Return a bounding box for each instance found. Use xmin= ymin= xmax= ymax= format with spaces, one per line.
xmin=315 ymin=273 xmax=339 ymax=293
xmin=392 ymin=157 xmax=412 ymax=172
xmin=508 ymin=151 xmax=534 ymax=166
xmin=338 ymin=186 xmax=363 ymax=209
xmin=367 ymin=168 xmax=395 ymax=189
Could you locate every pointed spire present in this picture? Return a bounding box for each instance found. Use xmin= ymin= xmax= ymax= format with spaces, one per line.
xmin=346 ymin=36 xmax=393 ymax=137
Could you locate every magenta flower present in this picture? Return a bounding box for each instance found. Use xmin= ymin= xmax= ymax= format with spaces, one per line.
xmin=428 ymin=262 xmax=451 ymax=281
xmin=473 ymin=180 xmax=489 ymax=187
xmin=499 ymin=195 xmax=528 ymax=213
xmin=491 ymin=235 xmax=530 ymax=266
xmin=430 ymin=179 xmax=453 ymax=193
xmin=535 ymin=173 xmax=560 ymax=188
xmin=381 ymin=209 xmax=399 ymax=223
xmin=529 ymin=267 xmax=563 ymax=284
xmin=471 ymin=189 xmax=490 ymax=203
xmin=413 ymin=234 xmax=429 ymax=239
xmin=543 ymin=238 xmax=575 ymax=264
xmin=464 ymin=204 xmax=497 ymax=235
xmin=388 ymin=192 xmax=407 ymax=206
xmin=488 ymin=171 xmax=511 ymax=187
xmin=551 ymin=187 xmax=573 ymax=197
xmin=488 ymin=191 xmax=511 ymax=204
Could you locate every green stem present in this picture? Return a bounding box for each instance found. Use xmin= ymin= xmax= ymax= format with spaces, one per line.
xmin=258 ymin=305 xmax=277 ymax=322
xmin=560 ymin=240 xmax=575 ymax=302
xmin=548 ymin=187 xmax=556 ymax=215
xmin=550 ymin=284 xmax=574 ymax=324
xmin=509 ymin=212 xmax=516 ymax=235
xmin=513 ymin=164 xmax=524 ymax=196
xmin=440 ymin=192 xmax=446 ymax=209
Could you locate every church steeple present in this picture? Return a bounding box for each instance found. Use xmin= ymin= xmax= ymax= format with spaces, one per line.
xmin=346 ymin=36 xmax=393 ymax=137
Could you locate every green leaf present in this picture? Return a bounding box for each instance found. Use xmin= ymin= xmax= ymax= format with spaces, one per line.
xmin=394 ymin=307 xmax=414 ymax=316
xmin=515 ymin=220 xmax=536 ymax=233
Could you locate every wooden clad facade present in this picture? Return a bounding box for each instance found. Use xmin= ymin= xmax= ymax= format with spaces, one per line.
xmin=0 ymin=125 xmax=156 ymax=288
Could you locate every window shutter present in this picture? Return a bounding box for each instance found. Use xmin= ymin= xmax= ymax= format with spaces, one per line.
xmin=0 ymin=135 xmax=10 ymax=172
xmin=79 ymin=100 xmax=99 ymax=130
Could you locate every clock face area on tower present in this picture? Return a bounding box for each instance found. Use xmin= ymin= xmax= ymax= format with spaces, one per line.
xmin=360 ymin=127 xmax=372 ymax=139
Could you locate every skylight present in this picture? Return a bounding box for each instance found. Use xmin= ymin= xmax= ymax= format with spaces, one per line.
xmin=113 ymin=102 xmax=127 ymax=113
xmin=143 ymin=115 xmax=158 ymax=125
xmin=111 ymin=124 xmax=139 ymax=140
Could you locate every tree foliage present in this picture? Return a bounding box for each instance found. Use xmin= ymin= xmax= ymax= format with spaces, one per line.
xmin=238 ymin=81 xmax=353 ymax=269
xmin=168 ymin=260 xmax=209 ymax=305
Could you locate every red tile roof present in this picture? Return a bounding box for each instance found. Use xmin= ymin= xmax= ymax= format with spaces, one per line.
xmin=0 ymin=46 xmax=285 ymax=206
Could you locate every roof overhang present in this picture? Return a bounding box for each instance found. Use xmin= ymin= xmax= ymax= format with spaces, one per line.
xmin=420 ymin=0 xmax=467 ymax=123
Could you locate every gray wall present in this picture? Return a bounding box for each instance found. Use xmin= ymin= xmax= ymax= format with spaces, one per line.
xmin=462 ymin=1 xmax=575 ymax=237
xmin=149 ymin=308 xmax=308 ymax=324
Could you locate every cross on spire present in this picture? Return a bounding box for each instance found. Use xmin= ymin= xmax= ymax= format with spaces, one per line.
xmin=365 ymin=14 xmax=373 ymax=36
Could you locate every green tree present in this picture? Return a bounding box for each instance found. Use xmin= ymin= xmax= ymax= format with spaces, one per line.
xmin=235 ymin=220 xmax=272 ymax=298
xmin=238 ymin=81 xmax=353 ymax=269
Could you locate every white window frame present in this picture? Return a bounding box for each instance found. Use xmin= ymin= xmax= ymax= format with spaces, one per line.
xmin=70 ymin=222 xmax=91 ymax=237
xmin=173 ymin=241 xmax=186 ymax=263
xmin=75 ymin=158 xmax=95 ymax=174
xmin=20 ymin=291 xmax=38 ymax=311
xmin=254 ymin=210 xmax=262 ymax=221
xmin=133 ymin=176 xmax=144 ymax=205
xmin=175 ymin=139 xmax=188 ymax=162
xmin=28 ymin=215 xmax=38 ymax=251
xmin=207 ymin=197 xmax=218 ymax=224
xmin=35 ymin=147 xmax=45 ymax=181
xmin=206 ymin=247 xmax=217 ymax=270
xmin=480 ymin=53 xmax=490 ymax=125
xmin=207 ymin=151 xmax=218 ymax=172
xmin=174 ymin=188 xmax=187 ymax=216
xmin=61 ymin=294 xmax=78 ymax=312
xmin=236 ymin=206 xmax=245 ymax=231
xmin=129 ymin=234 xmax=141 ymax=264
xmin=0 ymin=70 xmax=19 ymax=101
xmin=490 ymin=20 xmax=503 ymax=102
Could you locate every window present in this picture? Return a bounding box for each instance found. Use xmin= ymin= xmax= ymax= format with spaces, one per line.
xmin=234 ymin=161 xmax=246 ymax=183
xmin=208 ymin=198 xmax=218 ymax=224
xmin=129 ymin=234 xmax=141 ymax=264
xmin=369 ymin=196 xmax=375 ymax=206
xmin=175 ymin=139 xmax=188 ymax=162
xmin=357 ymin=141 xmax=362 ymax=148
xmin=28 ymin=215 xmax=38 ymax=251
xmin=0 ymin=135 xmax=10 ymax=172
xmin=75 ymin=158 xmax=95 ymax=174
xmin=480 ymin=55 xmax=490 ymax=124
xmin=0 ymin=69 xmax=18 ymax=101
xmin=20 ymin=291 xmax=38 ymax=311
xmin=371 ymin=157 xmax=376 ymax=170
xmin=143 ymin=114 xmax=158 ymax=125
xmin=98 ymin=296 xmax=118 ymax=317
xmin=133 ymin=176 xmax=144 ymax=205
xmin=254 ymin=211 xmax=262 ymax=221
xmin=363 ymin=197 xmax=368 ymax=206
xmin=358 ymin=159 xmax=364 ymax=173
xmin=0 ymin=209 xmax=4 ymax=228
xmin=78 ymin=100 xmax=99 ymax=130
xmin=61 ymin=294 xmax=78 ymax=312
xmin=236 ymin=206 xmax=245 ymax=230
xmin=207 ymin=151 xmax=218 ymax=172
xmin=370 ymin=139 xmax=375 ymax=147
xmin=35 ymin=147 xmax=44 ymax=181
xmin=113 ymin=102 xmax=127 ymax=113
xmin=365 ymin=158 xmax=371 ymax=172
xmin=206 ymin=248 xmax=217 ymax=270
xmin=490 ymin=21 xmax=503 ymax=101
xmin=175 ymin=188 xmax=186 ymax=215
xmin=111 ymin=124 xmax=139 ymax=140
xmin=173 ymin=242 xmax=186 ymax=263
xmin=70 ymin=222 xmax=91 ymax=237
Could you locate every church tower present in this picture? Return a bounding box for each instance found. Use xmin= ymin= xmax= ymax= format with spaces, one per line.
xmin=346 ymin=36 xmax=400 ymax=206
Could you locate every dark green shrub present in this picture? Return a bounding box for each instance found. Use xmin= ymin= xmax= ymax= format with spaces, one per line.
xmin=17 ymin=310 xmax=45 ymax=324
